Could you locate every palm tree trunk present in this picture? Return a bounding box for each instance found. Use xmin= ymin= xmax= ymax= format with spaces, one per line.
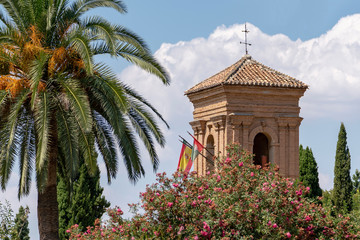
xmin=38 ymin=119 xmax=59 ymax=240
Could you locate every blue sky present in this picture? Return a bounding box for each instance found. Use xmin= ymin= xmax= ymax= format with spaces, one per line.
xmin=2 ymin=0 xmax=360 ymax=239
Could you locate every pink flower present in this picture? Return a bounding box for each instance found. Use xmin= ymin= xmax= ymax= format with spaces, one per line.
xmin=154 ymin=231 xmax=159 ymax=236
xmin=203 ymin=221 xmax=210 ymax=230
xmin=239 ymin=162 xmax=243 ymax=167
xmin=156 ymin=192 xmax=160 ymax=196
xmin=296 ymin=189 xmax=302 ymax=196
xmin=306 ymin=186 xmax=310 ymax=192
xmin=194 ymin=236 xmax=199 ymax=240
xmin=177 ymin=226 xmax=184 ymax=235
xmin=267 ymin=221 xmax=272 ymax=226
xmin=286 ymin=232 xmax=291 ymax=238
xmin=191 ymin=200 xmax=197 ymax=207
xmin=250 ymin=172 xmax=254 ymax=177
xmin=116 ymin=208 xmax=123 ymax=214
xmin=66 ymin=229 xmax=71 ymax=233
xmin=272 ymin=223 xmax=278 ymax=228
xmin=167 ymin=202 xmax=173 ymax=207
xmin=201 ymin=230 xmax=209 ymax=236
xmin=305 ymin=215 xmax=311 ymax=221
xmin=217 ymin=175 xmax=221 ymax=182
xmin=173 ymin=183 xmax=179 ymax=187
xmin=112 ymin=227 xmax=116 ymax=232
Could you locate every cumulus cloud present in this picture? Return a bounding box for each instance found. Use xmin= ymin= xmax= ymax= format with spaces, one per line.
xmin=120 ymin=14 xmax=360 ymax=123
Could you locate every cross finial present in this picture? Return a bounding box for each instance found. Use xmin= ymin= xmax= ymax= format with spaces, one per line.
xmin=240 ymin=22 xmax=251 ymax=55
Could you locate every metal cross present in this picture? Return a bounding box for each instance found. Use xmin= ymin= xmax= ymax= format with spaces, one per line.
xmin=240 ymin=22 xmax=251 ymax=55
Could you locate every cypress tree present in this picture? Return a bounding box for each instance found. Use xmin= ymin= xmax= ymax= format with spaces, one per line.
xmin=12 ymin=206 xmax=30 ymax=240
xmin=352 ymin=169 xmax=360 ymax=193
xmin=299 ymin=145 xmax=322 ymax=199
xmin=58 ymin=162 xmax=110 ymax=239
xmin=332 ymin=123 xmax=352 ymax=213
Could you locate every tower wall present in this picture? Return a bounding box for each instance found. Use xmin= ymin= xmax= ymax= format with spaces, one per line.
xmin=187 ymin=85 xmax=306 ymax=178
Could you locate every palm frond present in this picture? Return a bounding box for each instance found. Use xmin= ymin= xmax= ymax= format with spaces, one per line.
xmin=0 ymin=89 xmax=29 ymax=189
xmin=127 ymin=108 xmax=159 ymax=172
xmin=60 ymin=78 xmax=92 ymax=132
xmin=122 ymin=84 xmax=169 ymax=129
xmin=89 ymin=64 xmax=129 ymax=111
xmin=128 ymin=101 xmax=166 ymax=147
xmin=29 ymin=51 xmax=49 ymax=109
xmin=115 ymin=43 xmax=170 ymax=85
xmin=18 ymin=111 xmax=35 ymax=198
xmin=56 ymin=100 xmax=79 ymax=180
xmin=72 ymin=0 xmax=127 ymax=18
xmin=0 ymin=0 xmax=26 ymax=31
xmin=33 ymin=91 xmax=50 ymax=178
xmin=0 ymin=91 xmax=9 ymax=110
xmin=77 ymin=123 xmax=97 ymax=175
xmin=82 ymin=16 xmax=117 ymax=55
xmin=0 ymin=8 xmax=14 ymax=28
xmin=67 ymin=29 xmax=93 ymax=74
xmin=93 ymin=111 xmax=117 ymax=183
xmin=113 ymin=25 xmax=150 ymax=53
xmin=114 ymin=115 xmax=144 ymax=183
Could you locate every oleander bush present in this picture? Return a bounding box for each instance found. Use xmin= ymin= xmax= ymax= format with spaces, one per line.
xmin=68 ymin=144 xmax=360 ymax=239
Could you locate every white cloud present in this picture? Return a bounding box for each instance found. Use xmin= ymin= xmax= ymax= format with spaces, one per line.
xmin=120 ymin=14 xmax=360 ymax=124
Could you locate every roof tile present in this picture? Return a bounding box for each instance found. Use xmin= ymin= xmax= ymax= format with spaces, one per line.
xmin=185 ymin=55 xmax=308 ymax=94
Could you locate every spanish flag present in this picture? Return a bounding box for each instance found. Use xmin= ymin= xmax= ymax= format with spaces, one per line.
xmin=177 ymin=140 xmax=193 ymax=172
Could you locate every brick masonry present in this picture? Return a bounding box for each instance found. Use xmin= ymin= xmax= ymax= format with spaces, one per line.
xmin=186 ymin=55 xmax=307 ymax=178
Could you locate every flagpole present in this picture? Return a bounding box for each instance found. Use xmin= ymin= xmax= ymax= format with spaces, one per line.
xmin=187 ymin=131 xmax=215 ymax=157
xmin=178 ymin=138 xmax=215 ymax=166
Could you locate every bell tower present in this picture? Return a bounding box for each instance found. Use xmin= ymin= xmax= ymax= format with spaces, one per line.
xmin=185 ymin=55 xmax=307 ymax=178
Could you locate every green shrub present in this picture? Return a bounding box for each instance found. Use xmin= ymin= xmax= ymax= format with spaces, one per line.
xmin=68 ymin=144 xmax=359 ymax=239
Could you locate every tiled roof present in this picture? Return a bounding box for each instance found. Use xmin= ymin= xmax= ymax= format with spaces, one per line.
xmin=185 ymin=55 xmax=308 ymax=95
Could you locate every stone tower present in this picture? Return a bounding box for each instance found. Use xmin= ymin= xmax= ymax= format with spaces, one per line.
xmin=185 ymin=55 xmax=308 ymax=178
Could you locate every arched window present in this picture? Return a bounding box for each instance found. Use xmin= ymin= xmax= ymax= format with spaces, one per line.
xmin=206 ymin=135 xmax=215 ymax=171
xmin=253 ymin=133 xmax=269 ymax=167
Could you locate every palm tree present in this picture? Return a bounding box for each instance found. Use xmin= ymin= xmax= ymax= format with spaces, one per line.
xmin=0 ymin=0 xmax=169 ymax=239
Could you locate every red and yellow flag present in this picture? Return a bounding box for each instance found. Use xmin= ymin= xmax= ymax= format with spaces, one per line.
xmin=177 ymin=141 xmax=193 ymax=172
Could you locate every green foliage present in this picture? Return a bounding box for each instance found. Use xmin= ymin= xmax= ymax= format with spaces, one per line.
xmin=68 ymin=144 xmax=360 ymax=239
xmin=352 ymin=169 xmax=360 ymax=193
xmin=0 ymin=200 xmax=14 ymax=240
xmin=299 ymin=145 xmax=322 ymax=199
xmin=58 ymin=161 xmax=110 ymax=239
xmin=333 ymin=123 xmax=353 ymax=214
xmin=0 ymin=201 xmax=30 ymax=240
xmin=13 ymin=206 xmax=30 ymax=240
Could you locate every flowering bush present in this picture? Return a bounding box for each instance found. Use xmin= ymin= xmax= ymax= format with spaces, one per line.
xmin=68 ymin=144 xmax=359 ymax=239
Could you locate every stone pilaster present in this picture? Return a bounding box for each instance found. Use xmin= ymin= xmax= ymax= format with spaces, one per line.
xmin=189 ymin=120 xmax=207 ymax=175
